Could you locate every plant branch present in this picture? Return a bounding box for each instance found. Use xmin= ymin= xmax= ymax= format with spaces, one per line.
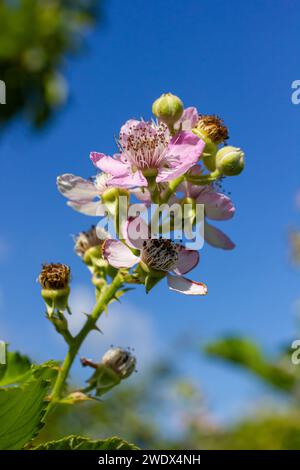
xmin=47 ymin=270 xmax=124 ymax=411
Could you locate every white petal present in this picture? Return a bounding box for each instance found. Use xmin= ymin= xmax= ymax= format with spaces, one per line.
xmin=167 ymin=274 xmax=208 ymax=295
xmin=67 ymin=200 xmax=101 ymax=216
xmin=122 ymin=216 xmax=149 ymax=250
xmin=57 ymin=174 xmax=98 ymax=201
xmin=103 ymin=239 xmax=140 ymax=268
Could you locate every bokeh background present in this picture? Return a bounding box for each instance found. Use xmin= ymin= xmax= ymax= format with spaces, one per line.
xmin=1 ymin=0 xmax=300 ymax=449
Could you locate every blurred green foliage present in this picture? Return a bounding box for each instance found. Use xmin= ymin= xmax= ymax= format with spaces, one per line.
xmin=204 ymin=336 xmax=298 ymax=392
xmin=33 ymin=348 xmax=300 ymax=450
xmin=0 ymin=0 xmax=100 ymax=128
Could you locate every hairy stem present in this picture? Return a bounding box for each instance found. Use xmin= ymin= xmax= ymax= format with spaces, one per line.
xmin=48 ymin=270 xmax=124 ymax=409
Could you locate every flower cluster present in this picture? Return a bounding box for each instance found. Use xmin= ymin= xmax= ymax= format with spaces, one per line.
xmin=37 ymin=92 xmax=245 ymax=404
xmin=57 ymin=92 xmax=244 ymax=297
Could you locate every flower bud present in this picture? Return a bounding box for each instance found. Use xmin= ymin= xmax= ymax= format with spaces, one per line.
xmin=38 ymin=263 xmax=71 ymax=315
xmin=216 ymin=146 xmax=245 ymax=176
xmin=101 ymin=347 xmax=136 ymax=379
xmin=152 ymin=93 xmax=184 ymax=127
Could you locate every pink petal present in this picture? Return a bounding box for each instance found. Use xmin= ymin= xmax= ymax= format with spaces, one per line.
xmin=156 ymin=131 xmax=205 ymax=183
xmin=176 ymin=107 xmax=199 ymax=131
xmin=109 ymin=170 xmax=148 ymax=188
xmin=67 ymin=200 xmax=101 ymax=216
xmin=167 ymin=274 xmax=208 ymax=295
xmin=90 ymin=152 xmax=128 ymax=176
xmin=122 ymin=216 xmax=149 ymax=250
xmin=130 ymin=187 xmax=151 ymax=204
xmin=57 ymin=174 xmax=99 ymax=201
xmin=204 ymin=221 xmax=235 ymax=250
xmin=119 ymin=119 xmax=140 ymax=147
xmin=197 ymin=189 xmax=235 ymax=220
xmin=103 ymin=239 xmax=140 ymax=268
xmin=173 ymin=248 xmax=199 ymax=275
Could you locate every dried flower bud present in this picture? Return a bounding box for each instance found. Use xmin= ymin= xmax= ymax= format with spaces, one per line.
xmin=39 ymin=263 xmax=70 ymax=290
xmin=38 ymin=263 xmax=71 ymax=315
xmin=216 ymin=145 xmax=245 ymax=176
xmin=195 ymin=114 xmax=229 ymax=145
xmin=101 ymin=347 xmax=136 ymax=379
xmin=74 ymin=226 xmax=109 ymax=258
xmin=152 ymin=93 xmax=184 ymax=127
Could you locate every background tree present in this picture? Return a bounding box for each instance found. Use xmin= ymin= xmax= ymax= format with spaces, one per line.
xmin=0 ymin=0 xmax=101 ymax=129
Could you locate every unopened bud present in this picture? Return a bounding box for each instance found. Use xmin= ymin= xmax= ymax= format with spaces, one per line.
xmin=216 ymin=146 xmax=245 ymax=176
xmin=152 ymin=93 xmax=184 ymax=127
xmin=101 ymin=347 xmax=136 ymax=379
xmin=38 ymin=263 xmax=70 ymax=315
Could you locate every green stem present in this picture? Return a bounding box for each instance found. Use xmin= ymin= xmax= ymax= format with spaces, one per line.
xmin=161 ymin=175 xmax=185 ymax=204
xmin=150 ymin=176 xmax=185 ymax=235
xmin=48 ymin=270 xmax=124 ymax=409
xmin=186 ymin=169 xmax=221 ymax=185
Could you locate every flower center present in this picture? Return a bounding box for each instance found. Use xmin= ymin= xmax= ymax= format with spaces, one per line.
xmin=121 ymin=123 xmax=168 ymax=171
xmin=141 ymin=239 xmax=179 ymax=272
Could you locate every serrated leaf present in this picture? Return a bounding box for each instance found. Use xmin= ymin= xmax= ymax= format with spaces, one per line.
xmin=0 ymin=358 xmax=59 ymax=450
xmin=0 ymin=375 xmax=51 ymax=449
xmin=33 ymin=435 xmax=139 ymax=450
xmin=0 ymin=351 xmax=31 ymax=386
xmin=0 ymin=351 xmax=59 ymax=388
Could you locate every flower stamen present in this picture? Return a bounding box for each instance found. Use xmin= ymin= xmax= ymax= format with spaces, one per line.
xmin=141 ymin=238 xmax=179 ymax=271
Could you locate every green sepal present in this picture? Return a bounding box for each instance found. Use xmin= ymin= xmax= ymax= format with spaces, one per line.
xmin=83 ymin=245 xmax=103 ymax=266
xmin=84 ymin=364 xmax=121 ymax=397
xmin=41 ymin=287 xmax=70 ymax=317
xmin=101 ymin=188 xmax=129 ymax=216
xmin=193 ymin=128 xmax=218 ymax=171
xmin=145 ymin=272 xmax=165 ymax=294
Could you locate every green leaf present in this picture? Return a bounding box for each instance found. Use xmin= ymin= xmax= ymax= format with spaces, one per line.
xmin=0 ymin=374 xmax=50 ymax=449
xmin=205 ymin=336 xmax=265 ymax=367
xmin=0 ymin=358 xmax=59 ymax=450
xmin=0 ymin=351 xmax=59 ymax=388
xmin=32 ymin=435 xmax=139 ymax=450
xmin=204 ymin=336 xmax=296 ymax=392
xmin=0 ymin=351 xmax=31 ymax=386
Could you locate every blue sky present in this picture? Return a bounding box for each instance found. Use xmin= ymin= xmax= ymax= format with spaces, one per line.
xmin=0 ymin=0 xmax=300 ymax=423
